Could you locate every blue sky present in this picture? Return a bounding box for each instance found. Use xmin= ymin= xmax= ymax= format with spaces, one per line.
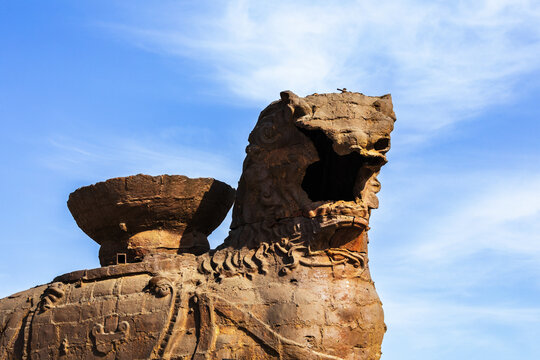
xmin=1 ymin=1 xmax=539 ymax=359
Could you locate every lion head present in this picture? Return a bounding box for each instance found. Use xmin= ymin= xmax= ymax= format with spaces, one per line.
xmin=225 ymin=90 xmax=395 ymax=252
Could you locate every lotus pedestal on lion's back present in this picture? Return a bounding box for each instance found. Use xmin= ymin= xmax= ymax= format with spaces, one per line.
xmin=0 ymin=90 xmax=396 ymax=360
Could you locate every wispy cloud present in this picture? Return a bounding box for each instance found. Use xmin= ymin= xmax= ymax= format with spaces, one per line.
xmin=372 ymin=167 xmax=540 ymax=285
xmin=409 ymin=174 xmax=540 ymax=262
xmin=382 ymin=298 xmax=540 ymax=357
xmin=104 ymin=0 xmax=540 ymax=137
xmin=368 ymin=164 xmax=540 ymax=357
xmin=386 ymin=300 xmax=540 ymax=328
xmin=43 ymin=134 xmax=240 ymax=186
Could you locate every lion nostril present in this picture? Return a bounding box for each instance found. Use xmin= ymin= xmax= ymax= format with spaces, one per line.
xmin=373 ymin=138 xmax=390 ymax=151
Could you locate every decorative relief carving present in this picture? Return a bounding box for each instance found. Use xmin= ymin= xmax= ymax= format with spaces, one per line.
xmin=192 ymin=293 xmax=217 ymax=360
xmin=199 ymin=234 xmax=367 ymax=280
xmin=153 ymin=285 xmax=184 ymax=359
xmin=146 ymin=276 xmax=173 ymax=298
xmin=38 ymin=282 xmax=65 ymax=313
xmin=91 ymin=321 xmax=130 ymax=355
xmin=196 ymin=293 xmax=343 ymax=360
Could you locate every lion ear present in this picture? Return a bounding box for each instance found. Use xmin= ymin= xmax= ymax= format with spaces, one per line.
xmin=280 ymin=90 xmax=312 ymax=119
xmin=279 ymin=90 xmax=298 ymax=101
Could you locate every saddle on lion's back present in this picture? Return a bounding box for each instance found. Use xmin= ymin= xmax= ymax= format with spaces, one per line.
xmin=0 ymin=90 xmax=396 ymax=360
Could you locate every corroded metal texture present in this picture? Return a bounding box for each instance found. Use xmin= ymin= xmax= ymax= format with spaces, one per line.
xmin=0 ymin=90 xmax=395 ymax=359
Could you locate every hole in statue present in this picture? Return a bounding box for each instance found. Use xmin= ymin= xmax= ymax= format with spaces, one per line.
xmin=300 ymin=129 xmax=364 ymax=202
xmin=116 ymin=253 xmax=126 ymax=264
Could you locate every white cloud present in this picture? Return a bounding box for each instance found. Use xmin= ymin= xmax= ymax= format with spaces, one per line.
xmin=411 ymin=174 xmax=540 ymax=262
xmin=104 ymin=0 xmax=540 ymax=137
xmin=385 ymin=299 xmax=540 ymax=332
xmin=43 ymin=134 xmax=240 ymax=186
xmin=382 ymin=298 xmax=540 ymax=357
xmin=368 ymin=166 xmax=540 ymax=357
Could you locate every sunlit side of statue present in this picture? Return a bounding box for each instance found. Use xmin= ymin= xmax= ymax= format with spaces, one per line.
xmin=0 ymin=90 xmax=395 ymax=360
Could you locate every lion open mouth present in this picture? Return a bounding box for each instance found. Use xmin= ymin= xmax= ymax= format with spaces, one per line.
xmin=300 ymin=128 xmax=364 ymax=202
xmin=298 ymin=128 xmax=387 ymax=251
xmin=299 ymin=127 xmax=385 ymax=214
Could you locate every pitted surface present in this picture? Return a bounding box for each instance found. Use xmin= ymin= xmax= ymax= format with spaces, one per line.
xmin=0 ymin=90 xmax=395 ymax=359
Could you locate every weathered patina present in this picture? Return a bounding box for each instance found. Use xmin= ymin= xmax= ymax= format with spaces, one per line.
xmin=0 ymin=90 xmax=395 ymax=359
